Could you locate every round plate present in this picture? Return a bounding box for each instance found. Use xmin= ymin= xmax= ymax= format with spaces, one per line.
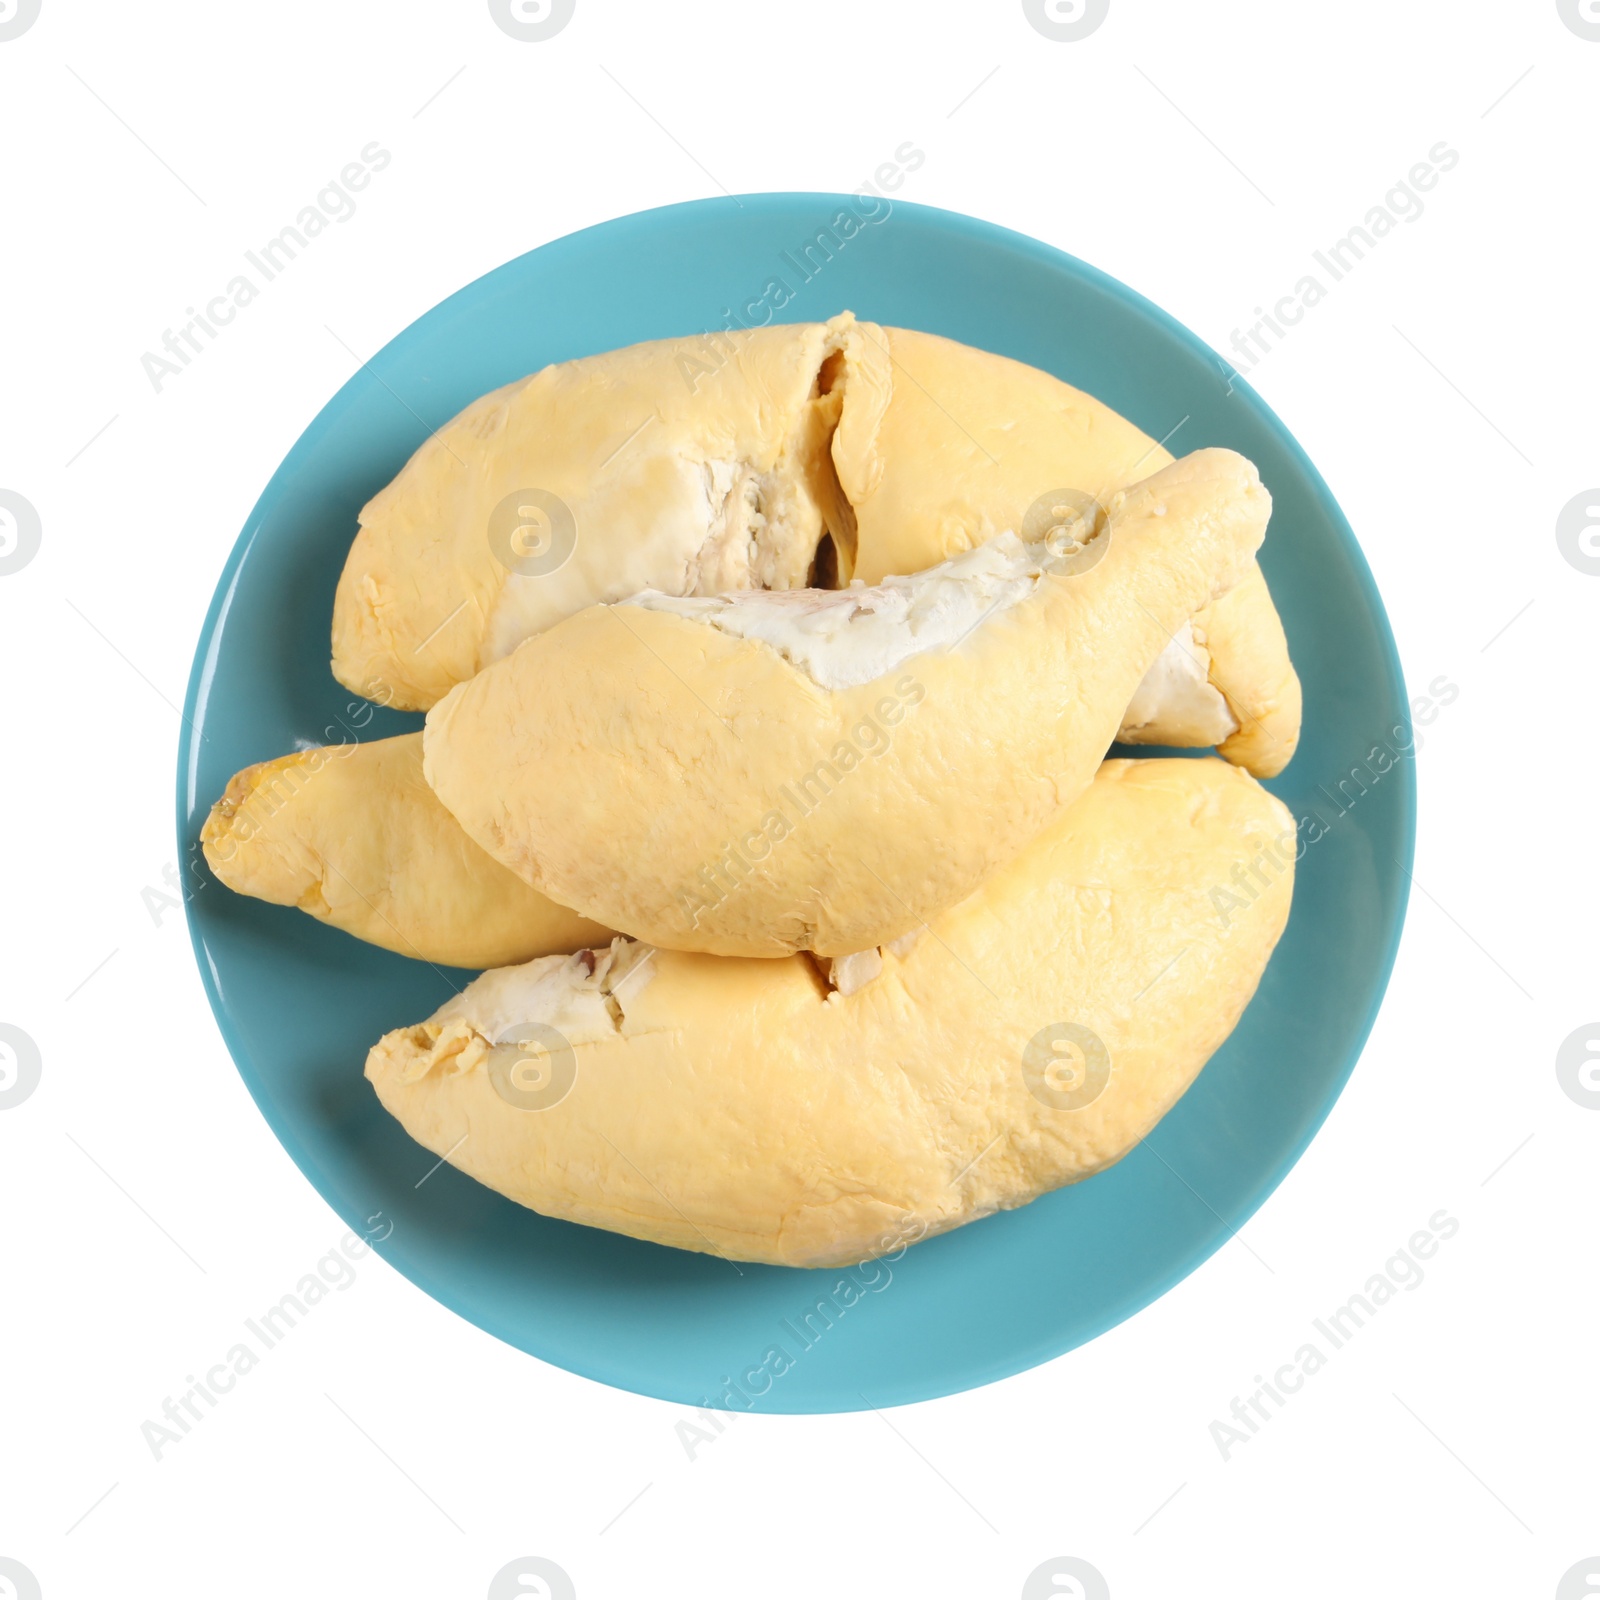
xmin=179 ymin=195 xmax=1413 ymax=1412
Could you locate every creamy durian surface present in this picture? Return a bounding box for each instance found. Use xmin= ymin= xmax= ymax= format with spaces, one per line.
xmin=620 ymin=529 xmax=1044 ymax=690
xmin=836 ymin=324 xmax=1302 ymax=775
xmin=366 ymin=758 xmax=1295 ymax=1268
xmin=328 ymin=314 xmax=1298 ymax=773
xmin=423 ymin=449 xmax=1271 ymax=958
xmin=627 ymin=531 xmax=1244 ymax=746
xmin=331 ymin=314 xmax=885 ymax=711
xmin=200 ymin=733 xmax=612 ymax=968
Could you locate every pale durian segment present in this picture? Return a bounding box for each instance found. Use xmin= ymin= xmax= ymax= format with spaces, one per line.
xmin=1115 ymin=572 xmax=1302 ymax=777
xmin=847 ymin=327 xmax=1299 ymax=770
xmin=200 ymin=734 xmax=612 ymax=968
xmin=843 ymin=326 xmax=1175 ymax=583
xmin=422 ymin=449 xmax=1270 ymax=958
xmin=623 ymin=530 xmax=1042 ymax=687
xmin=366 ymin=758 xmax=1296 ymax=1268
xmin=329 ymin=312 xmax=1300 ymax=766
xmin=1117 ymin=619 xmax=1239 ymax=748
xmin=330 ymin=314 xmax=889 ymax=711
xmin=825 ymin=949 xmax=884 ymax=996
xmin=1208 ymin=564 xmax=1303 ymax=777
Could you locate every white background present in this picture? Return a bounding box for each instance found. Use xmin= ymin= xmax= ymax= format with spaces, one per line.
xmin=1 ymin=2 xmax=1596 ymax=1596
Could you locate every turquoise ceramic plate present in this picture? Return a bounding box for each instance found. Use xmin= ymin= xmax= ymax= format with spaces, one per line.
xmin=179 ymin=195 xmax=1413 ymax=1412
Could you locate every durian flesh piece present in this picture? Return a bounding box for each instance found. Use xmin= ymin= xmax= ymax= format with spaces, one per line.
xmin=1207 ymin=563 xmax=1303 ymax=776
xmin=365 ymin=757 xmax=1296 ymax=1269
xmin=849 ymin=326 xmax=1300 ymax=776
xmin=422 ymin=449 xmax=1270 ymax=958
xmin=200 ymin=733 xmax=611 ymax=968
xmin=330 ymin=314 xmax=886 ymax=712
